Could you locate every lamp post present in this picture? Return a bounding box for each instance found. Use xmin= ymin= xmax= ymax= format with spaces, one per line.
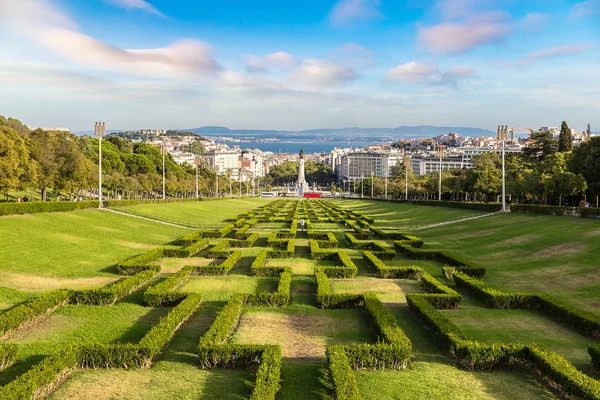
xmin=384 ymin=165 xmax=388 ymax=199
xmin=194 ymin=157 xmax=200 ymax=199
xmin=215 ymin=168 xmax=219 ymax=198
xmin=404 ymin=155 xmax=409 ymax=200
xmin=353 ymin=179 xmax=356 ymax=197
xmin=161 ymin=142 xmax=166 ymax=200
xmin=94 ymin=122 xmax=105 ymax=208
xmin=370 ymin=169 xmax=374 ymax=198
xmin=438 ymin=147 xmax=443 ymax=201
xmin=361 ymin=174 xmax=364 ymax=199
xmin=502 ymin=138 xmax=506 ymax=211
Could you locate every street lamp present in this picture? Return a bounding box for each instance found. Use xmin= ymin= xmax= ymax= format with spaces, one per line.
xmin=94 ymin=122 xmax=105 ymax=208
xmin=404 ymin=155 xmax=409 ymax=200
xmin=370 ymin=168 xmax=374 ymax=198
xmin=438 ymin=146 xmax=443 ymax=201
xmin=360 ymin=174 xmax=364 ymax=199
xmin=194 ymin=157 xmax=201 ymax=199
xmin=161 ymin=142 xmax=166 ymax=200
xmin=501 ymin=137 xmax=506 ymax=211
xmin=384 ymin=165 xmax=388 ymax=199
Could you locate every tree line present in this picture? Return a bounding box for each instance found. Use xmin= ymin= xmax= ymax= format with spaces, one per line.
xmin=0 ymin=116 xmax=234 ymax=201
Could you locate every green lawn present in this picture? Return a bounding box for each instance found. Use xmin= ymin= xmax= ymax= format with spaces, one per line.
xmin=113 ymin=198 xmax=273 ymax=228
xmin=329 ymin=199 xmax=490 ymax=229
xmin=415 ymin=212 xmax=600 ymax=315
xmin=0 ymin=210 xmax=188 ymax=280
xmin=178 ymin=275 xmax=278 ymax=302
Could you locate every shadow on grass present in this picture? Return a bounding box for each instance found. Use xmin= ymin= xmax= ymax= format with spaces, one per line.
xmin=197 ymin=368 xmax=254 ymax=400
xmin=0 ymin=354 xmax=45 ymax=385
xmin=291 ymin=275 xmax=317 ymax=306
xmin=278 ymin=357 xmax=332 ymax=400
xmin=114 ymin=306 xmax=171 ymax=344
xmin=230 ymin=256 xmax=252 ymax=275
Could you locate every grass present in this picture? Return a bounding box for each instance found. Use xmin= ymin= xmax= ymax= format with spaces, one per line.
xmin=329 ymin=199 xmax=490 ymax=229
xmin=440 ymin=304 xmax=597 ymax=376
xmin=0 ymin=209 xmax=188 ymax=280
xmin=355 ymin=362 xmax=555 ymax=400
xmin=1 ymin=302 xmax=169 ymax=385
xmin=330 ymin=277 xmax=422 ymax=303
xmin=415 ymin=212 xmax=600 ymax=315
xmin=178 ymin=275 xmax=278 ymax=302
xmin=232 ymin=304 xmax=376 ymax=358
xmin=113 ymin=198 xmax=272 ymax=228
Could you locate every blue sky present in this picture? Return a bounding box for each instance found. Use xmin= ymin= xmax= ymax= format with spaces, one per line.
xmin=0 ymin=0 xmax=598 ymax=132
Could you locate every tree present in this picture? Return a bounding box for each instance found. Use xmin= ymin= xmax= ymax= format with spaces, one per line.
xmin=558 ymin=121 xmax=573 ymax=152
xmin=570 ymin=137 xmax=600 ymax=196
xmin=469 ymin=153 xmax=501 ymax=200
xmin=587 ymin=124 xmax=592 ymax=138
xmin=0 ymin=125 xmax=35 ymax=196
xmin=523 ymin=131 xmax=558 ymax=161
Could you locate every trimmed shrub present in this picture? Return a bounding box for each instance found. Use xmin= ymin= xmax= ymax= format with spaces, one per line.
xmin=143 ymin=267 xmax=193 ymax=307
xmin=362 ymin=251 xmax=422 ymax=279
xmin=0 ymin=289 xmax=71 ymax=336
xmin=195 ymin=251 xmax=242 ymax=276
xmin=207 ymin=241 xmax=232 ymax=259
xmin=315 ymin=268 xmax=363 ymax=309
xmin=327 ymin=346 xmax=363 ymax=400
xmin=419 ymin=273 xmax=461 ymax=309
xmin=245 ymin=270 xmax=292 ymax=307
xmin=0 ymin=342 xmax=17 ymax=371
xmin=250 ymin=345 xmax=282 ymax=400
xmin=0 ymin=200 xmax=99 ymax=216
xmin=182 ymin=239 xmax=210 ymax=257
xmin=316 ymin=232 xmax=339 ymax=249
xmin=199 ymin=294 xmax=245 ymax=347
xmin=452 ymin=272 xmax=526 ymax=310
xmin=511 ymin=204 xmax=600 ymax=219
xmin=70 ymin=270 xmax=157 ymax=306
xmin=528 ymin=295 xmax=600 ymax=339
xmin=589 ymin=344 xmax=600 ymax=370
xmin=116 ymin=248 xmax=164 ymax=275
xmin=235 ymin=224 xmax=251 ymax=238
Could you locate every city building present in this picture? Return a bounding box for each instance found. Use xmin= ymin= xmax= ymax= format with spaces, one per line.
xmin=336 ymin=150 xmax=402 ymax=182
xmin=171 ymin=152 xmax=196 ymax=166
xmin=201 ymin=148 xmax=242 ymax=180
xmin=26 ymin=126 xmax=71 ymax=132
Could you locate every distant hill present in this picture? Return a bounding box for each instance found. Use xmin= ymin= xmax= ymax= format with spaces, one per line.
xmin=185 ymin=125 xmax=494 ymax=137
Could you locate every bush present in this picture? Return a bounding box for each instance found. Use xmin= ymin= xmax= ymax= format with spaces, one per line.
xmin=374 ymin=199 xmax=501 ymax=212
xmin=195 ymin=251 xmax=242 ymax=276
xmin=182 ymin=239 xmax=210 ymax=257
xmin=143 ymin=267 xmax=193 ymax=307
xmin=116 ymin=248 xmax=164 ymax=275
xmin=511 ymin=204 xmax=600 ymax=219
xmin=0 ymin=346 xmax=80 ymax=399
xmin=452 ymin=272 xmax=526 ymax=310
xmin=528 ymin=295 xmax=600 ymax=339
xmin=316 ymin=232 xmax=338 ymax=249
xmin=250 ymin=345 xmax=282 ymax=400
xmin=71 ymin=270 xmax=157 ymax=306
xmin=245 ymin=270 xmax=292 ymax=307
xmin=419 ymin=273 xmax=461 ymax=309
xmin=589 ymin=344 xmax=600 ymax=369
xmin=235 ymin=224 xmax=250 ymax=238
xmin=207 ymin=241 xmax=232 ymax=259
xmin=0 ymin=289 xmax=71 ymax=336
xmin=199 ymin=294 xmax=245 ymax=347
xmin=406 ymin=294 xmax=464 ymax=350
xmin=0 ymin=200 xmax=99 ymax=216
xmin=315 ymin=268 xmax=363 ymax=309
xmin=0 ymin=343 xmax=17 ymax=371
xmin=362 ymin=251 xmax=422 ymax=279
xmin=327 ymin=346 xmax=363 ymax=400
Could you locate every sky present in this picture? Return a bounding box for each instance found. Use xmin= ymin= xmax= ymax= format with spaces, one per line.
xmin=0 ymin=0 xmax=598 ymax=132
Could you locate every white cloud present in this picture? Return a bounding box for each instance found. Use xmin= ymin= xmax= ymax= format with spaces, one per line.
xmin=570 ymin=0 xmax=600 ymax=20
xmin=385 ymin=62 xmax=439 ymax=83
xmin=289 ymin=59 xmax=357 ymax=88
xmin=104 ymin=0 xmax=165 ymax=17
xmin=0 ymin=0 xmax=220 ymax=79
xmin=246 ymin=52 xmax=297 ymax=73
xmin=511 ymin=44 xmax=593 ymax=67
xmin=418 ymin=2 xmax=512 ymax=54
xmin=328 ymin=0 xmax=382 ymax=27
xmin=522 ymin=12 xmax=550 ymax=26
xmin=385 ymin=62 xmax=474 ymax=86
xmin=334 ymin=42 xmax=375 ymax=70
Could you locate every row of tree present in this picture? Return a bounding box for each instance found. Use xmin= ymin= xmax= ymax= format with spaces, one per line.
xmin=0 ymin=116 xmax=241 ymax=201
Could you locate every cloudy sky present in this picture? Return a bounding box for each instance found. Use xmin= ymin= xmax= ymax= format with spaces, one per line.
xmin=0 ymin=0 xmax=598 ymax=131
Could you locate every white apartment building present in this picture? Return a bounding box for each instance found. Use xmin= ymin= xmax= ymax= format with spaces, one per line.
xmin=171 ymin=152 xmax=196 ymax=166
xmin=201 ymin=148 xmax=242 ymax=180
xmin=337 ymin=150 xmax=402 ymax=182
xmin=410 ymin=146 xmax=524 ymax=175
xmin=139 ymin=129 xmax=167 ymax=136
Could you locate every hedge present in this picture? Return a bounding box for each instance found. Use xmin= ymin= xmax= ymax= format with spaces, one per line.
xmin=362 ymin=251 xmax=422 ymax=279
xmin=0 ymin=200 xmax=100 ymax=216
xmin=315 ymin=252 xmax=358 ymax=278
xmin=207 ymin=240 xmax=233 ymax=258
xmin=267 ymin=239 xmax=295 ymax=259
xmin=249 ymin=345 xmax=282 ymax=400
xmin=0 ymin=289 xmax=71 ymax=336
xmin=245 ymin=270 xmax=292 ymax=307
xmin=235 ymin=224 xmax=251 ymax=238
xmin=589 ymin=344 xmax=600 ymax=370
xmin=327 ymin=346 xmax=363 ymax=400
xmin=143 ymin=267 xmax=193 ymax=307
xmin=195 ymin=251 xmax=242 ymax=276
xmin=368 ymin=199 xmax=502 ymax=212
xmin=316 ymin=232 xmax=339 ymax=249
xmin=452 ymin=272 xmax=525 ymax=310
xmin=199 ymin=294 xmax=245 ymax=348
xmin=315 ymin=268 xmax=363 ymax=309
xmin=0 ymin=346 xmax=80 ymax=399
xmin=0 ymin=342 xmax=17 ymax=371
xmin=511 ymin=204 xmax=600 ymax=219
xmin=394 ymin=242 xmax=483 ymax=271
xmin=230 ymin=233 xmax=259 ymax=248
xmin=116 ymin=248 xmax=164 ymax=275
xmin=70 ymin=270 xmax=157 ymax=306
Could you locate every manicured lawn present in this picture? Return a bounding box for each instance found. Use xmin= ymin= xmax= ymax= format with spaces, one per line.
xmin=113 ymin=198 xmax=273 ymax=228
xmin=440 ymin=305 xmax=597 ymax=376
xmin=0 ymin=210 xmax=188 ymax=280
xmin=178 ymin=275 xmax=278 ymax=302
xmin=232 ymin=304 xmax=376 ymax=358
xmin=416 ymin=212 xmax=600 ymax=315
xmin=329 ymin=199 xmax=489 ymax=229
xmin=355 ymin=362 xmax=555 ymax=400
xmin=330 ymin=277 xmax=422 ymax=303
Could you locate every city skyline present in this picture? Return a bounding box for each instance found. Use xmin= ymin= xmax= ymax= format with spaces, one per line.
xmin=0 ymin=0 xmax=598 ymax=131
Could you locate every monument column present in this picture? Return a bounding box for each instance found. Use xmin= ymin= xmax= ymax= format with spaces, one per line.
xmin=297 ymin=149 xmax=309 ymax=197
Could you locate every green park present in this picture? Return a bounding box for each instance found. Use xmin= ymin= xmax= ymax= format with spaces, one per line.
xmin=0 ymin=197 xmax=599 ymax=399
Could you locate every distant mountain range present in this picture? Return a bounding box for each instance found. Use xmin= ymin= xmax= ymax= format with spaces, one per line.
xmin=185 ymin=125 xmax=495 ymax=138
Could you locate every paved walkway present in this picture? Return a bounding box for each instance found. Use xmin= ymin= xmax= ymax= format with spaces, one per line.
xmin=102 ymin=208 xmax=196 ymax=230
xmin=413 ymin=211 xmax=503 ymax=231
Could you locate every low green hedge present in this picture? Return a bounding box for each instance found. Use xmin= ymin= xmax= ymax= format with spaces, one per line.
xmin=207 ymin=240 xmax=233 ymax=258
xmin=199 ymin=294 xmax=245 ymax=348
xmin=116 ymin=248 xmax=164 ymax=275
xmin=143 ymin=267 xmax=193 ymax=307
xmin=0 ymin=289 xmax=71 ymax=336
xmin=394 ymin=243 xmax=483 ymax=271
xmin=317 ymin=252 xmax=358 ymax=278
xmin=316 ymin=232 xmax=339 ymax=249
xmin=419 ymin=273 xmax=461 ymax=309
xmin=0 ymin=346 xmax=80 ymax=399
xmin=0 ymin=200 xmax=99 ymax=216
xmin=267 ymin=240 xmax=295 ymax=259
xmin=511 ymin=204 xmax=600 ymax=219
xmin=442 ymin=266 xmax=486 ymax=280
xmin=327 ymin=346 xmax=363 ymax=400
xmin=362 ymin=251 xmax=422 ymax=279
xmin=230 ymin=233 xmax=259 ymax=248
xmin=589 ymin=344 xmax=600 ymax=370
xmin=70 ymin=270 xmax=157 ymax=306
xmin=235 ymin=224 xmax=251 ymax=238
xmin=315 ymin=268 xmax=363 ymax=309
xmin=195 ymin=251 xmax=242 ymax=276
xmin=371 ymin=199 xmax=502 ymax=212
xmin=245 ymin=270 xmax=292 ymax=307
xmin=452 ymin=272 xmax=525 ymax=310
xmin=529 ymin=294 xmax=600 ymax=339
xmin=250 ymin=345 xmax=282 ymax=400
xmin=0 ymin=343 xmax=17 ymax=371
